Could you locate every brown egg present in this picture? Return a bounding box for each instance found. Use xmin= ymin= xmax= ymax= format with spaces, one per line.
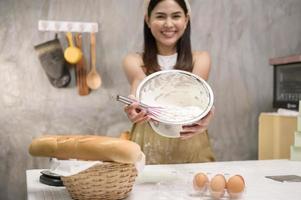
xmin=193 ymin=172 xmax=209 ymax=190
xmin=210 ymin=174 xmax=226 ymax=199
xmin=226 ymin=175 xmax=245 ymax=195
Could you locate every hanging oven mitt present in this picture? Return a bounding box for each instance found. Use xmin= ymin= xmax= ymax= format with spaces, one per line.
xmin=34 ymin=34 xmax=71 ymax=88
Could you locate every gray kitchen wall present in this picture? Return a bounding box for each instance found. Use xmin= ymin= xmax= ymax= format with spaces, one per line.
xmin=0 ymin=0 xmax=300 ymax=199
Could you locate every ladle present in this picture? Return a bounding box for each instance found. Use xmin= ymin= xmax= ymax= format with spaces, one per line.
xmin=64 ymin=32 xmax=82 ymax=64
xmin=86 ymin=32 xmax=101 ymax=89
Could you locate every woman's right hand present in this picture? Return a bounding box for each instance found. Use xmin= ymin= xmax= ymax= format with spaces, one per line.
xmin=124 ymin=95 xmax=150 ymax=123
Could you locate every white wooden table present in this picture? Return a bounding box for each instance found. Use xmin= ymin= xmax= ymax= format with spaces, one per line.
xmin=26 ymin=160 xmax=301 ymax=200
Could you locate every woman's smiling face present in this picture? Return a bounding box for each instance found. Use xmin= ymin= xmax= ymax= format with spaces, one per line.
xmin=146 ymin=0 xmax=189 ymax=52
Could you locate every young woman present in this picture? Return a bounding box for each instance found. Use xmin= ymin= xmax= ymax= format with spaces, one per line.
xmin=122 ymin=0 xmax=215 ymax=164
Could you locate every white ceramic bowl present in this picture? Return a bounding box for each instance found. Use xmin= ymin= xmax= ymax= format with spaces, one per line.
xmin=136 ymin=70 xmax=214 ymax=138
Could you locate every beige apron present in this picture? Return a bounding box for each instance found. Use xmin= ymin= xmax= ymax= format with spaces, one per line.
xmin=130 ymin=122 xmax=215 ymax=164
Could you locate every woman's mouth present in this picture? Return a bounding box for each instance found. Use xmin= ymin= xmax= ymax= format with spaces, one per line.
xmin=161 ymin=30 xmax=176 ymax=38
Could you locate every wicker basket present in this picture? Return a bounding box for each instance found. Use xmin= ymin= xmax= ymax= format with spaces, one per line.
xmin=61 ymin=162 xmax=137 ymax=200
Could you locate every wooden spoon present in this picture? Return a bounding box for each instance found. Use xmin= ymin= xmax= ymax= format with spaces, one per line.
xmin=86 ymin=32 xmax=102 ymax=90
xmin=75 ymin=33 xmax=89 ymax=96
xmin=64 ymin=32 xmax=82 ymax=64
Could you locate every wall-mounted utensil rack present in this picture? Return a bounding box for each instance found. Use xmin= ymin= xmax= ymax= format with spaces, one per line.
xmin=38 ymin=20 xmax=98 ymax=33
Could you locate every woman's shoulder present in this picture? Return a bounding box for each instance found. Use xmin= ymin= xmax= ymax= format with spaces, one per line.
xmin=192 ymin=51 xmax=210 ymax=61
xmin=123 ymin=52 xmax=143 ymax=67
xmin=122 ymin=53 xmax=145 ymax=76
xmin=192 ymin=51 xmax=211 ymax=80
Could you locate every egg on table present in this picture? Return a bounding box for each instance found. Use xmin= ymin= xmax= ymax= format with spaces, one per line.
xmin=226 ymin=175 xmax=245 ymax=198
xmin=193 ymin=172 xmax=209 ymax=191
xmin=210 ymin=174 xmax=226 ymax=199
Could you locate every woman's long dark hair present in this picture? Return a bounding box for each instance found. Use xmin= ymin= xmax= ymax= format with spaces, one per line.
xmin=143 ymin=0 xmax=193 ymax=75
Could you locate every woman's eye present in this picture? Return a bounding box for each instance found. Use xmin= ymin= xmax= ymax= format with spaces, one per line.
xmin=172 ymin=15 xmax=181 ymax=19
xmin=156 ymin=15 xmax=165 ymax=19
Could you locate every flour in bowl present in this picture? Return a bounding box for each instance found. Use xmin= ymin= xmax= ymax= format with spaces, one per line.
xmin=139 ymin=71 xmax=211 ymax=124
xmin=152 ymin=105 xmax=203 ymax=123
xmin=137 ymin=70 xmax=214 ymax=137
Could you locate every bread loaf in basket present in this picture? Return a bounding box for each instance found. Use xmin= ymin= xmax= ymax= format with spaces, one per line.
xmin=29 ymin=135 xmax=143 ymax=200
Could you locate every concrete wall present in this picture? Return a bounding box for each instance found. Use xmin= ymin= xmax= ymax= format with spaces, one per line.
xmin=0 ymin=0 xmax=300 ymax=199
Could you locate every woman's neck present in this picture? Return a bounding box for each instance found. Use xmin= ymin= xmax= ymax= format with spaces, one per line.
xmin=157 ymin=44 xmax=177 ymax=56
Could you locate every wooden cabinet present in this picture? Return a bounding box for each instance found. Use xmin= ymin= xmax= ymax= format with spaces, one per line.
xmin=258 ymin=113 xmax=297 ymax=159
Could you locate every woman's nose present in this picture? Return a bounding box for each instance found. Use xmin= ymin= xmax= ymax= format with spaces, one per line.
xmin=163 ymin=18 xmax=173 ymax=27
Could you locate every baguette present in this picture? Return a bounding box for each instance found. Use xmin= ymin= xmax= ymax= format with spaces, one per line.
xmin=29 ymin=135 xmax=142 ymax=164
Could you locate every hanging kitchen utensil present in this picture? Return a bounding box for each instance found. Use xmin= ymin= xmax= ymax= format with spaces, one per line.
xmin=86 ymin=32 xmax=102 ymax=90
xmin=64 ymin=32 xmax=82 ymax=64
xmin=34 ymin=34 xmax=71 ymax=88
xmin=75 ymin=33 xmax=89 ymax=96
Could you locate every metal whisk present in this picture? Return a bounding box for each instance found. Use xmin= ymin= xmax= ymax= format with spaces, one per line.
xmin=116 ymin=95 xmax=169 ymax=119
xmin=116 ymin=95 xmax=205 ymax=124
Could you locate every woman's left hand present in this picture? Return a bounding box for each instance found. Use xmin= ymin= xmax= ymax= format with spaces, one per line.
xmin=180 ymin=105 xmax=215 ymax=140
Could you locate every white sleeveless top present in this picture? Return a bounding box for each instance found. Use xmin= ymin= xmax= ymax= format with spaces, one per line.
xmin=157 ymin=53 xmax=178 ymax=70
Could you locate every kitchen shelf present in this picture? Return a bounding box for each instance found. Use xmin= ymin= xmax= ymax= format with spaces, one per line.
xmin=38 ymin=20 xmax=98 ymax=33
